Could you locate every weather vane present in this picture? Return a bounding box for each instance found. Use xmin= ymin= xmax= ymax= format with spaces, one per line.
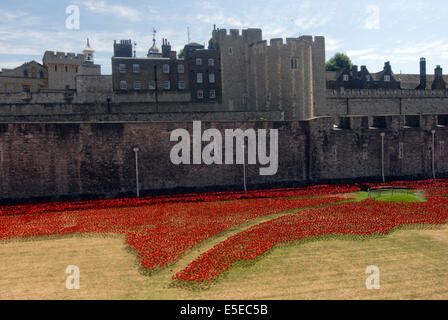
xmin=152 ymin=28 xmax=157 ymax=45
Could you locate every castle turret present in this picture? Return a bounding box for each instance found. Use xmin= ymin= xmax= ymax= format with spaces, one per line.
xmin=83 ymin=38 xmax=95 ymax=64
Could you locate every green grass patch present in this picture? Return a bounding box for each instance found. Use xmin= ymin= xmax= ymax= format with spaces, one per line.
xmin=355 ymin=191 xmax=426 ymax=203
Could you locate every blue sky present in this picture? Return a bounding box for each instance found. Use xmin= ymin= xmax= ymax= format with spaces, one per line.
xmin=1 ymin=0 xmax=447 ymax=75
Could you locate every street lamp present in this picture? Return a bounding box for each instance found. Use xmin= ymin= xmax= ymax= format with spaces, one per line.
xmin=133 ymin=147 xmax=140 ymax=197
xmin=380 ymin=132 xmax=385 ymax=183
xmin=242 ymin=144 xmax=247 ymax=192
xmin=431 ymin=129 xmax=436 ymax=179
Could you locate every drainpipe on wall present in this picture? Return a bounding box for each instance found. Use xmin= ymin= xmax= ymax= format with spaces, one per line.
xmin=380 ymin=132 xmax=385 ymax=183
xmin=133 ymin=147 xmax=140 ymax=197
xmin=431 ymin=130 xmax=436 ymax=179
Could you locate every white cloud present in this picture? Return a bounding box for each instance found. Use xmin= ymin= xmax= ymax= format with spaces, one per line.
xmin=0 ymin=8 xmax=40 ymax=27
xmin=78 ymin=1 xmax=143 ymax=22
xmin=347 ymin=48 xmax=375 ymax=57
xmin=326 ymin=39 xmax=342 ymax=51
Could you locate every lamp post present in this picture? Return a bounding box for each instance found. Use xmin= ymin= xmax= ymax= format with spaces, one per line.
xmin=133 ymin=147 xmax=140 ymax=197
xmin=242 ymin=144 xmax=247 ymax=192
xmin=154 ymin=65 xmax=158 ymax=112
xmin=106 ymin=96 xmax=111 ymax=114
xmin=431 ymin=129 xmax=436 ymax=179
xmin=380 ymin=132 xmax=385 ymax=183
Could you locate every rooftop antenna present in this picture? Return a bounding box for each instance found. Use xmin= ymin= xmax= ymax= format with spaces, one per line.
xmin=187 ymin=26 xmax=190 ymax=43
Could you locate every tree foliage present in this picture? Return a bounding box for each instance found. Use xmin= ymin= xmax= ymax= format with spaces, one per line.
xmin=178 ymin=49 xmax=184 ymax=59
xmin=326 ymin=53 xmax=353 ymax=71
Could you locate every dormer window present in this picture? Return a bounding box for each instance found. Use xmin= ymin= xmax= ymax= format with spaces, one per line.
xmin=384 ymin=75 xmax=391 ymax=82
xmin=343 ymin=74 xmax=349 ymax=81
xmin=196 ymin=58 xmax=202 ymax=66
xmin=366 ymin=75 xmax=371 ymax=81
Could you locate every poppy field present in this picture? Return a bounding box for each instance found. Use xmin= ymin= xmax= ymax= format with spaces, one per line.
xmin=0 ymin=180 xmax=447 ymax=299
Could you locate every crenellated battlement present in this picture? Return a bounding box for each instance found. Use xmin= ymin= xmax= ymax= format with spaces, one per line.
xmin=327 ymin=88 xmax=448 ymax=98
xmin=329 ymin=114 xmax=448 ymax=131
xmin=212 ymin=28 xmax=263 ymax=44
xmin=247 ymin=35 xmax=324 ymax=51
xmin=43 ymin=51 xmax=85 ymax=64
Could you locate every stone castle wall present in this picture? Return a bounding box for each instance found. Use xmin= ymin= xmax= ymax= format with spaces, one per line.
xmin=1 ymin=115 xmax=447 ymax=202
xmin=318 ymin=89 xmax=448 ymax=117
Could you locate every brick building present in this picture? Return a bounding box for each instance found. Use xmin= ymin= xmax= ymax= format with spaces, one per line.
xmin=111 ymin=38 xmax=190 ymax=100
xmin=0 ymin=60 xmax=48 ymax=93
xmin=112 ymin=31 xmax=222 ymax=104
xmin=184 ymin=42 xmax=221 ymax=103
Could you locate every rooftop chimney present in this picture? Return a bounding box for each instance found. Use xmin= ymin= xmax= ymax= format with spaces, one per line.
xmin=417 ymin=57 xmax=426 ymax=90
xmin=431 ymin=65 xmax=446 ymax=90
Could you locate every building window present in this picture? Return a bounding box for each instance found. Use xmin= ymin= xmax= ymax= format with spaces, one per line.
xmin=163 ymin=64 xmax=170 ymax=74
xmin=24 ymin=70 xmax=29 ymax=77
xmin=209 ymin=73 xmax=215 ymax=84
xmin=65 ymin=66 xmax=68 ymax=72
xmin=119 ymin=64 xmax=126 ymax=73
xmin=197 ymin=90 xmax=204 ymax=99
xmin=133 ymin=64 xmax=140 ymax=73
xmin=362 ymin=144 xmax=368 ymax=160
xmin=197 ymin=73 xmax=203 ymax=84
xmin=384 ymin=75 xmax=391 ymax=82
xmin=178 ymin=81 xmax=185 ymax=90
xmin=134 ymin=81 xmax=141 ymax=90
xmin=40 ymin=71 xmax=44 ymax=78
xmin=398 ymin=142 xmax=404 ymax=159
xmin=440 ymin=141 xmax=445 ymax=154
xmin=209 ymin=90 xmax=216 ymax=99
xmin=291 ymin=58 xmax=297 ymax=69
xmin=228 ymin=47 xmax=233 ymax=55
xmin=366 ymin=75 xmax=371 ymax=81
xmin=149 ymin=81 xmax=155 ymax=90
xmin=54 ymin=65 xmax=57 ymax=72
xmin=196 ymin=58 xmax=202 ymax=66
xmin=332 ymin=146 xmax=337 ymax=161
xmin=343 ymin=74 xmax=349 ymax=81
xmin=208 ymin=59 xmax=214 ymax=66
xmin=177 ymin=64 xmax=184 ymax=73
xmin=75 ymin=67 xmax=78 ymax=73
xmin=119 ymin=81 xmax=127 ymax=90
xmin=163 ymin=81 xmax=170 ymax=90
xmin=23 ymin=85 xmax=30 ymax=93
